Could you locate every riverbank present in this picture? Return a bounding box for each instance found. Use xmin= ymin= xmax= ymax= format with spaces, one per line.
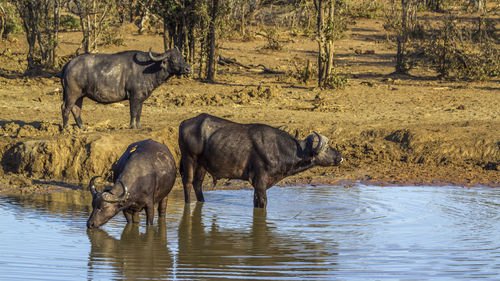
xmin=0 ymin=18 xmax=498 ymax=194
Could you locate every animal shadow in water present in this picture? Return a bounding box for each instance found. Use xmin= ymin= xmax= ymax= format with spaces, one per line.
xmin=86 ymin=222 xmax=173 ymax=279
xmin=176 ymin=203 xmax=337 ymax=277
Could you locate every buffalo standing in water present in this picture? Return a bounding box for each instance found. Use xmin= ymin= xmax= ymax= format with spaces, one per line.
xmin=87 ymin=139 xmax=176 ymax=228
xmin=61 ymin=48 xmax=191 ymax=129
xmin=178 ymin=113 xmax=344 ymax=208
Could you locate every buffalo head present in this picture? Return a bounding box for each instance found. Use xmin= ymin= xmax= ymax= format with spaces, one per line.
xmin=148 ymin=47 xmax=191 ymax=77
xmin=87 ymin=176 xmax=130 ymax=229
xmin=306 ymin=132 xmax=343 ymax=166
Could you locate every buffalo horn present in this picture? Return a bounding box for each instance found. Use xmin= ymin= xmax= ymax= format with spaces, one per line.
xmin=89 ymin=176 xmax=101 ymax=197
xmin=117 ymin=179 xmax=129 ymax=199
xmin=313 ymin=131 xmax=329 ymax=153
xmin=148 ymin=47 xmax=169 ymax=61
xmin=102 ymin=179 xmax=129 ymax=203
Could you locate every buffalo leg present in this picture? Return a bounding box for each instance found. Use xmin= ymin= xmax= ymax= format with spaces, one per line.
xmin=132 ymin=212 xmax=140 ymax=223
xmin=252 ymin=176 xmax=270 ymax=208
xmin=124 ymin=210 xmax=140 ymax=224
xmin=124 ymin=210 xmax=132 ymax=223
xmin=129 ymin=99 xmax=143 ymax=129
xmin=181 ymin=156 xmax=195 ymax=203
xmin=61 ymin=102 xmax=71 ymax=129
xmin=253 ymin=187 xmax=267 ymax=208
xmin=193 ymin=165 xmax=206 ymax=202
xmin=158 ymin=197 xmax=168 ymax=217
xmin=71 ymin=97 xmax=84 ymax=129
xmin=61 ymin=93 xmax=83 ymax=129
xmin=145 ymin=203 xmax=155 ymax=225
xmin=135 ymin=103 xmax=143 ymax=129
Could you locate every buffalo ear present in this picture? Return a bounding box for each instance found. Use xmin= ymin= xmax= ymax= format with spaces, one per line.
xmin=305 ymin=134 xmax=317 ymax=156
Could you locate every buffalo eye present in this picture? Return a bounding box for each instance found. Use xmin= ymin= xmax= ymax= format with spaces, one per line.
xmin=161 ymin=59 xmax=168 ymax=69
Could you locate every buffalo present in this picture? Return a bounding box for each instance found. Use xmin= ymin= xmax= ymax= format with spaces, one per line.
xmin=178 ymin=113 xmax=343 ymax=208
xmin=61 ymin=48 xmax=191 ymax=130
xmin=87 ymin=139 xmax=176 ymax=228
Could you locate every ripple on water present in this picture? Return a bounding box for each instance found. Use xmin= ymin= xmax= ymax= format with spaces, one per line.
xmin=1 ymin=185 xmax=500 ymax=280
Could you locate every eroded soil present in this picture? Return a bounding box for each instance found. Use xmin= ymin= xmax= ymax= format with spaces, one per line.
xmin=0 ymin=18 xmax=498 ymax=194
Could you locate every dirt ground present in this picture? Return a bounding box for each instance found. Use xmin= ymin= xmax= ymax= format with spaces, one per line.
xmin=0 ymin=18 xmax=498 ymax=194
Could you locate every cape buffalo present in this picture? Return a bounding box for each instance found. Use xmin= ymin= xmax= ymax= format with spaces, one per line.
xmin=87 ymin=139 xmax=176 ymax=228
xmin=178 ymin=113 xmax=343 ymax=208
xmin=61 ymin=48 xmax=191 ymax=130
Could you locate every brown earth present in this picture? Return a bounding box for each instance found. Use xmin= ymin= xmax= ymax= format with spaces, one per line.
xmin=0 ymin=18 xmax=499 ymax=195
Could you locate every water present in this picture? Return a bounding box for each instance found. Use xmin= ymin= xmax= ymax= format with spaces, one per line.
xmin=1 ymin=185 xmax=500 ymax=280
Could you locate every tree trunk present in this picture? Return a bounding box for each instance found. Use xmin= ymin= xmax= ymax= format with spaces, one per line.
xmin=198 ymin=20 xmax=206 ymax=79
xmin=470 ymin=0 xmax=486 ymax=13
xmin=426 ymin=0 xmax=441 ymax=12
xmin=396 ymin=0 xmax=418 ymax=74
xmin=324 ymin=0 xmax=334 ymax=82
xmin=207 ymin=0 xmax=219 ymax=82
xmin=72 ymin=0 xmax=113 ymax=54
xmin=188 ymin=27 xmax=195 ymax=64
xmin=14 ymin=0 xmax=62 ymax=70
xmin=50 ymin=0 xmax=61 ymax=67
xmin=314 ymin=0 xmax=325 ymax=88
xmin=0 ymin=3 xmax=5 ymax=40
xmin=163 ymin=14 xmax=170 ymax=52
xmin=138 ymin=5 xmax=149 ymax=34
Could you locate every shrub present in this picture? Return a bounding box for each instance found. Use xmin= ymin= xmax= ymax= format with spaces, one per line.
xmin=411 ymin=14 xmax=499 ymax=81
xmin=261 ymin=27 xmax=282 ymax=51
xmin=324 ymin=67 xmax=349 ymax=89
xmin=292 ymin=58 xmax=315 ymax=83
xmin=349 ymin=0 xmax=384 ymax=19
xmin=101 ymin=27 xmax=125 ymax=47
xmin=60 ymin=14 xmax=80 ymax=31
xmin=1 ymin=2 xmax=22 ymax=39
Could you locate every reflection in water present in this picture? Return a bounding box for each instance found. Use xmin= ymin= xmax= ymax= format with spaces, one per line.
xmin=176 ymin=203 xmax=338 ymax=279
xmin=2 ymin=189 xmax=92 ymax=217
xmin=1 ymin=185 xmax=500 ymax=280
xmin=85 ymin=202 xmax=337 ymax=280
xmin=87 ymin=222 xmax=173 ymax=280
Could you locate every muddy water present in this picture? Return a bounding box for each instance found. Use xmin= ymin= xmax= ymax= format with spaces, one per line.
xmin=1 ymin=185 xmax=500 ymax=280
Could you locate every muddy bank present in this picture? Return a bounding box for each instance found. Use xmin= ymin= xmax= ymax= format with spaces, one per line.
xmin=0 ymin=107 xmax=498 ymax=193
xmin=0 ymin=18 xmax=499 ymax=193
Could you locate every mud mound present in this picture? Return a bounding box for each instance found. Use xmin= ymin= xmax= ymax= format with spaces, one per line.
xmin=1 ymin=121 xmax=60 ymax=138
xmin=2 ymin=135 xmax=128 ymax=181
xmin=339 ymin=127 xmax=500 ymax=170
xmin=0 ymin=123 xmax=181 ymax=185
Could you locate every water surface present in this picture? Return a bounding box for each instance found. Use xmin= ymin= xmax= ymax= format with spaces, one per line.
xmin=1 ymin=185 xmax=499 ymax=280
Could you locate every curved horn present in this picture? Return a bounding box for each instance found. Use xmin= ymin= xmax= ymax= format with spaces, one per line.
xmin=102 ymin=179 xmax=129 ymax=203
xmin=312 ymin=131 xmax=329 ymax=154
xmin=89 ymin=176 xmax=101 ymax=197
xmin=148 ymin=47 xmax=169 ymax=61
xmin=117 ymin=179 xmax=128 ymax=200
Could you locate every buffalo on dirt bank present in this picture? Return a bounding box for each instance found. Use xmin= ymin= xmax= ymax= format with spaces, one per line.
xmin=178 ymin=113 xmax=343 ymax=208
xmin=87 ymin=139 xmax=176 ymax=228
xmin=61 ymin=48 xmax=191 ymax=130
